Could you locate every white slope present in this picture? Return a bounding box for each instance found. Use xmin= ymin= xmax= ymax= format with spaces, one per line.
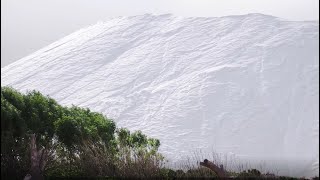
xmin=1 ymin=14 xmax=319 ymax=177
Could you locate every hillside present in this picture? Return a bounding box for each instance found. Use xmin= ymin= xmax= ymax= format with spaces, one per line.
xmin=1 ymin=13 xmax=319 ymax=177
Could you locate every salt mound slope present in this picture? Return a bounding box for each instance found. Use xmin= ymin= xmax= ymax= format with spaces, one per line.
xmin=1 ymin=14 xmax=319 ymax=177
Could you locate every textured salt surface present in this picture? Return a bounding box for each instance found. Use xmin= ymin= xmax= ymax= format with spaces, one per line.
xmin=1 ymin=13 xmax=319 ymax=177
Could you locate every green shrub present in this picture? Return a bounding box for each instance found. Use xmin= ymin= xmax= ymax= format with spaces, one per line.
xmin=1 ymin=86 xmax=163 ymax=179
xmin=237 ymin=168 xmax=261 ymax=178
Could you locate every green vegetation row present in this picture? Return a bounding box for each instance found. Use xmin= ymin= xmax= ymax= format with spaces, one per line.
xmin=1 ymin=86 xmax=163 ymax=179
xmin=1 ymin=86 xmax=318 ymax=179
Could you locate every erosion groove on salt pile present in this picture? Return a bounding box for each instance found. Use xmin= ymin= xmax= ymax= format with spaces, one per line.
xmin=1 ymin=13 xmax=319 ymax=177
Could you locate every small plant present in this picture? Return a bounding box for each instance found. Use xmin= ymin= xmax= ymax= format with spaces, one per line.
xmin=278 ymin=176 xmax=299 ymax=180
xmin=237 ymin=168 xmax=261 ymax=178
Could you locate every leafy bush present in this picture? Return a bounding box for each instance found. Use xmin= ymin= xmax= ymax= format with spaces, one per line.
xmin=1 ymin=86 xmax=163 ymax=179
xmin=237 ymin=168 xmax=261 ymax=178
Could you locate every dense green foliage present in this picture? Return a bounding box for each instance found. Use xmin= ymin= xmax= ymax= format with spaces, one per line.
xmin=2 ymin=86 xmax=316 ymax=179
xmin=1 ymin=86 xmax=162 ymax=179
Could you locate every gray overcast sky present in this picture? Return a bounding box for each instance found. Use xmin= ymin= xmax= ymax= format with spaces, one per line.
xmin=1 ymin=0 xmax=319 ymax=67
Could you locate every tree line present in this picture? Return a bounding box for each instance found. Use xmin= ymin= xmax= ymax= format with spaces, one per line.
xmin=1 ymin=86 xmax=162 ymax=179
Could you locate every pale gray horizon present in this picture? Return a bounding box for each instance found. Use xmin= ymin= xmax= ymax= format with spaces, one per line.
xmin=1 ymin=0 xmax=319 ymax=67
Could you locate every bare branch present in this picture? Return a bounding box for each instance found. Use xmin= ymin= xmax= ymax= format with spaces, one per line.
xmin=200 ymin=159 xmax=228 ymax=178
